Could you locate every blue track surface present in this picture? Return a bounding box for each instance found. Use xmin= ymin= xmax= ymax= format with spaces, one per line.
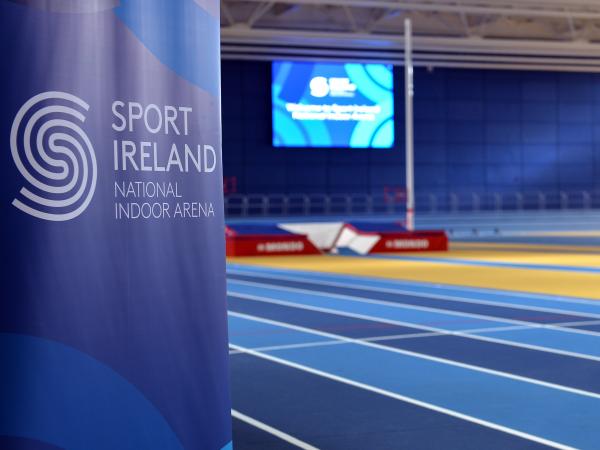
xmin=228 ymin=263 xmax=600 ymax=450
xmin=230 ymin=354 xmax=548 ymax=450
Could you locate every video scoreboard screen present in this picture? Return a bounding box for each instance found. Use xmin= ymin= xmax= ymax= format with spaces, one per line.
xmin=272 ymin=61 xmax=395 ymax=148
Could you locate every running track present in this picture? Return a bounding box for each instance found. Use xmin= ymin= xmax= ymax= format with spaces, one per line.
xmin=227 ymin=212 xmax=600 ymax=449
xmin=227 ymin=263 xmax=600 ymax=449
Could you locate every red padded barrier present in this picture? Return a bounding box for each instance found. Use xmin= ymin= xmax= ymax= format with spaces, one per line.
xmin=369 ymin=230 xmax=448 ymax=253
xmin=226 ymin=234 xmax=321 ymax=257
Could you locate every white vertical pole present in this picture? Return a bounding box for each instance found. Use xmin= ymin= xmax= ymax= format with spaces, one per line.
xmin=404 ymin=18 xmax=415 ymax=231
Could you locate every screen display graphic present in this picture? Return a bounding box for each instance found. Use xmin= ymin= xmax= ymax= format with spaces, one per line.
xmin=272 ymin=61 xmax=394 ymax=148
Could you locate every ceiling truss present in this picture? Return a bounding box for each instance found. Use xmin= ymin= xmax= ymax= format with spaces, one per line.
xmin=221 ymin=0 xmax=600 ymax=72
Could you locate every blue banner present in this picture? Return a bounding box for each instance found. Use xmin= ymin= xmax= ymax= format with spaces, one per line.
xmin=0 ymin=1 xmax=231 ymax=449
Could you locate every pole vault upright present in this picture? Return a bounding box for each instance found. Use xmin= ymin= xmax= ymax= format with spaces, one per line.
xmin=404 ymin=18 xmax=415 ymax=231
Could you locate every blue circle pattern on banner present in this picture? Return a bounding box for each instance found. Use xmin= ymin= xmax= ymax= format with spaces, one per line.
xmin=0 ymin=333 xmax=184 ymax=450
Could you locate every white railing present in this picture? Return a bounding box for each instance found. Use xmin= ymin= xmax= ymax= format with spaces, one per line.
xmin=224 ymin=190 xmax=600 ymax=217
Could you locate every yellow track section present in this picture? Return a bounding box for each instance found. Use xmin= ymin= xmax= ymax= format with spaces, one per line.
xmin=401 ymin=247 xmax=600 ymax=269
xmin=229 ymin=254 xmax=600 ymax=300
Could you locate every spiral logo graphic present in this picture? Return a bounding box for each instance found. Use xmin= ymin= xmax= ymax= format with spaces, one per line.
xmin=10 ymin=91 xmax=97 ymax=221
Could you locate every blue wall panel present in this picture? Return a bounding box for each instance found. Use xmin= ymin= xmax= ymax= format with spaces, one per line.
xmin=222 ymin=60 xmax=600 ymax=195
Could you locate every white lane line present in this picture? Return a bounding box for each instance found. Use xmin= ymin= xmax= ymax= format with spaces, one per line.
xmin=227 ymin=266 xmax=600 ymax=306
xmin=229 ymin=340 xmax=344 ymax=355
xmin=228 ymin=291 xmax=600 ymax=363
xmin=229 ymin=311 xmax=600 ymax=401
xmin=227 ymin=269 xmax=600 ymax=320
xmin=229 ymin=322 xmax=585 ymax=356
xmin=232 ymin=409 xmax=320 ymax=450
xmin=455 ymin=321 xmax=600 ymax=334
xmin=558 ymin=319 xmax=600 ymax=327
xmin=228 ymin=331 xmax=446 ymax=355
xmin=230 ymin=343 xmax=575 ymax=450
xmin=227 ymin=278 xmax=600 ymax=339
xmin=363 ymin=331 xmax=443 ymax=341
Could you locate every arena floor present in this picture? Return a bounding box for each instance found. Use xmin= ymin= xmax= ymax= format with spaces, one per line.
xmin=227 ymin=212 xmax=600 ymax=450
